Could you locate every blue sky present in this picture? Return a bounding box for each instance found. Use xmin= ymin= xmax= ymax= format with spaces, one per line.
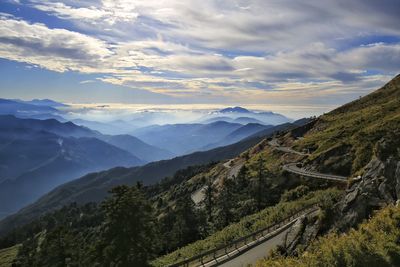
xmin=0 ymin=0 xmax=399 ymax=115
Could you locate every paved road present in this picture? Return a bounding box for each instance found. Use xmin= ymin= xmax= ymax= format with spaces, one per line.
xmin=283 ymin=163 xmax=347 ymax=182
xmin=268 ymin=139 xmax=347 ymax=182
xmin=268 ymin=139 xmax=309 ymax=156
xmin=192 ymin=159 xmax=244 ymax=205
xmin=191 ymin=160 xmax=243 ymax=205
xmin=195 ymin=207 xmax=318 ymax=267
xmin=217 ymin=228 xmax=288 ymax=267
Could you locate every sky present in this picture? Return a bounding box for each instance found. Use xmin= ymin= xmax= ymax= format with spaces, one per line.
xmin=0 ymin=0 xmax=399 ymax=116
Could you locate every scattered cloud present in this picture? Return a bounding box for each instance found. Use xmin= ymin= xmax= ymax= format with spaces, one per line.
xmin=0 ymin=0 xmax=399 ymax=109
xmin=79 ymin=80 xmax=96 ymax=84
xmin=0 ymin=14 xmax=111 ymax=72
xmin=31 ymin=0 xmax=138 ymax=26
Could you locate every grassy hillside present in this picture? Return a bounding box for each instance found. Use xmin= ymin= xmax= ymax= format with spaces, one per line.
xmin=257 ymin=204 xmax=400 ymax=267
xmin=153 ymin=188 xmax=343 ymax=267
xmin=0 ymin=244 xmax=20 ymax=267
xmin=293 ymin=74 xmax=400 ymax=176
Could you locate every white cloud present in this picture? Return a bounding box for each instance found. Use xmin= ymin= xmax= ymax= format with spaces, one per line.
xmin=0 ymin=0 xmax=399 ymax=106
xmin=0 ymin=15 xmax=112 ymax=72
xmin=31 ymin=0 xmax=138 ymax=25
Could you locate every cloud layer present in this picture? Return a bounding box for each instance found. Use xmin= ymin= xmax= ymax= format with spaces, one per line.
xmin=0 ymin=0 xmax=399 ymax=107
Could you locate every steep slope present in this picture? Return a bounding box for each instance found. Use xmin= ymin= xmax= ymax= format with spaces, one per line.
xmin=262 ymin=74 xmax=400 ymax=246
xmin=257 ymin=204 xmax=400 ymax=267
xmin=293 ymin=74 xmax=400 ymax=176
xmin=0 ymin=121 xmax=303 ymax=235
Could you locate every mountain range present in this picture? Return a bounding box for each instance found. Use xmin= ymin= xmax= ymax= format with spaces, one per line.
xmin=0 ymin=100 xmax=293 ymax=220
xmin=0 ymin=99 xmax=65 ymax=121
xmin=131 ymin=121 xmax=273 ymax=155
xmin=0 ymin=119 xmax=305 ymax=234
xmin=0 ymin=111 xmax=285 ymax=220
xmin=0 ymin=115 xmax=174 ymax=218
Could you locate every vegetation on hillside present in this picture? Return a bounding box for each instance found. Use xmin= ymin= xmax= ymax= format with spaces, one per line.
xmin=257 ymin=204 xmax=400 ymax=267
xmin=152 ymin=188 xmax=343 ymax=267
xmin=0 ymin=143 xmax=340 ymax=267
xmin=0 ymin=244 xmax=20 ymax=267
xmin=294 ymin=75 xmax=400 ymax=176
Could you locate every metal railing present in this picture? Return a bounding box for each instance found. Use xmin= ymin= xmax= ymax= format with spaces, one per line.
xmin=283 ymin=163 xmax=347 ymax=182
xmin=168 ymin=204 xmax=319 ymax=267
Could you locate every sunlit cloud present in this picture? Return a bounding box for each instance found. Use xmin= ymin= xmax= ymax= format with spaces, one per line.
xmin=0 ymin=0 xmax=399 ymax=112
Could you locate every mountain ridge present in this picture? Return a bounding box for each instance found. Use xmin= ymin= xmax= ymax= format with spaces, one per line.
xmin=0 ymin=120 xmax=304 ymax=235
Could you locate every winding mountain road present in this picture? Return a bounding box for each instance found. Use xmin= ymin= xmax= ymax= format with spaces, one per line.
xmin=283 ymin=163 xmax=347 ymax=182
xmin=268 ymin=139 xmax=309 ymax=156
xmin=268 ymin=139 xmax=347 ymax=182
xmin=184 ymin=139 xmax=347 ymax=266
xmin=191 ymin=159 xmax=244 ymax=205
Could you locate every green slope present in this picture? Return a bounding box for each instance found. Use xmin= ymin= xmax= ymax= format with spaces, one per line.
xmin=294 ymin=74 xmax=400 ymax=176
xmin=0 ymin=244 xmax=20 ymax=267
xmin=257 ymin=204 xmax=400 ymax=267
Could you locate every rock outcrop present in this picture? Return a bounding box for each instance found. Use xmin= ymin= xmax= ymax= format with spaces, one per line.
xmin=281 ymin=212 xmax=320 ymax=256
xmin=281 ymin=136 xmax=400 ymax=254
xmin=335 ymin=137 xmax=400 ymax=231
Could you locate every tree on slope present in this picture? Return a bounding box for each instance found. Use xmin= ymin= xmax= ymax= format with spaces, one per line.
xmin=96 ymin=185 xmax=158 ymax=267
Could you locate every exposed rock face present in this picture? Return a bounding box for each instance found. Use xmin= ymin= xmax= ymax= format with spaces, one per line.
xmin=310 ymin=144 xmax=353 ymax=176
xmin=279 ymin=137 xmax=400 ymax=255
xmin=281 ymin=212 xmax=320 ymax=256
xmin=335 ymin=138 xmax=400 ymax=231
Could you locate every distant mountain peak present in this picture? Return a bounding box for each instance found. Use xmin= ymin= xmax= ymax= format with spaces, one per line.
xmin=219 ymin=106 xmax=251 ymax=113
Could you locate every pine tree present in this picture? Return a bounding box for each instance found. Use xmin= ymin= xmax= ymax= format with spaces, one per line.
xmin=170 ymin=197 xmax=200 ymax=248
xmin=203 ymin=177 xmax=215 ymax=222
xmin=96 ymin=185 xmax=157 ymax=267
xmin=255 ymin=156 xmax=268 ymax=211
xmin=215 ymin=178 xmax=236 ymax=228
xmin=235 ymin=165 xmax=249 ymax=196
